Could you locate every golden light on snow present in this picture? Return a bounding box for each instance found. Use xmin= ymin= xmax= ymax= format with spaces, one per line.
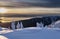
xmin=0 ymin=35 xmax=8 ymax=39
xmin=0 ymin=8 xmax=7 ymax=13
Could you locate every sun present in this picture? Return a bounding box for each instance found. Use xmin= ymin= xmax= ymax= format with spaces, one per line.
xmin=0 ymin=8 xmax=7 ymax=13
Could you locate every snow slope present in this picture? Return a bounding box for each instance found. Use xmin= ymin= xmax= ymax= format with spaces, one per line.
xmin=1 ymin=27 xmax=60 ymax=39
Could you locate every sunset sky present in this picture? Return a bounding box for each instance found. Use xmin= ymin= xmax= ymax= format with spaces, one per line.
xmin=0 ymin=0 xmax=60 ymax=15
xmin=0 ymin=0 xmax=60 ymax=22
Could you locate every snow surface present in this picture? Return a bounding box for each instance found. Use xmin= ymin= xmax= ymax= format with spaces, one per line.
xmin=0 ymin=35 xmax=8 ymax=39
xmin=0 ymin=27 xmax=60 ymax=39
xmin=0 ymin=30 xmax=13 ymax=34
xmin=0 ymin=27 xmax=12 ymax=34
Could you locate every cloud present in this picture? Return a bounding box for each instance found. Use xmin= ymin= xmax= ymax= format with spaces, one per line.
xmin=14 ymin=0 xmax=60 ymax=7
xmin=0 ymin=0 xmax=60 ymax=7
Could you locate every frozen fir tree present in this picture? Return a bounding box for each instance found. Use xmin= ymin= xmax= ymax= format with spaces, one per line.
xmin=36 ymin=22 xmax=43 ymax=28
xmin=16 ymin=22 xmax=21 ymax=29
xmin=11 ymin=21 xmax=15 ymax=30
xmin=20 ymin=22 xmax=23 ymax=29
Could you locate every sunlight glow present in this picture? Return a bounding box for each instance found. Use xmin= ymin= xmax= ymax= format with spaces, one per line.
xmin=0 ymin=8 xmax=7 ymax=13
